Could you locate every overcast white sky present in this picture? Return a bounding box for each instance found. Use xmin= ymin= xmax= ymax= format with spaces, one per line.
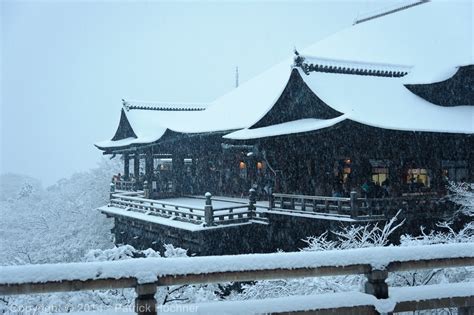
xmin=1 ymin=0 xmax=382 ymax=186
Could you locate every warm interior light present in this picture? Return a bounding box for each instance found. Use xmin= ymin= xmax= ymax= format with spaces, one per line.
xmin=257 ymin=162 xmax=263 ymax=169
xmin=239 ymin=161 xmax=246 ymax=169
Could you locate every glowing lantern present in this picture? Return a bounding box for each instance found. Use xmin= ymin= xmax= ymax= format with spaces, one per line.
xmin=257 ymin=162 xmax=264 ymax=170
xmin=239 ymin=161 xmax=246 ymax=169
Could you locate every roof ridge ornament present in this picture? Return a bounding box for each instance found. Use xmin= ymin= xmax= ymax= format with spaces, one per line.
xmin=121 ymin=99 xmax=206 ymax=112
xmin=293 ymin=53 xmax=412 ymax=78
xmin=293 ymin=48 xmax=305 ymax=69
xmin=122 ymin=99 xmax=130 ymax=112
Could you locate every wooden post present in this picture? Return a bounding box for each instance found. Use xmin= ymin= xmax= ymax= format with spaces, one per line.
xmin=290 ymin=197 xmax=295 ymax=210
xmin=145 ymin=150 xmax=153 ymax=192
xmin=365 ymin=269 xmax=388 ymax=298
xmin=350 ymin=191 xmax=358 ymax=219
xmin=204 ymin=192 xmax=214 ymax=226
xmin=124 ymin=153 xmax=130 ymax=180
xmin=268 ymin=193 xmax=275 ymax=210
xmin=110 ymin=182 xmax=115 ymax=201
xmin=365 ymin=269 xmax=390 ymax=315
xmin=249 ymin=188 xmax=256 ymax=219
xmin=143 ymin=181 xmax=149 ymax=199
xmin=301 ymin=198 xmax=306 ymax=211
xmin=135 ymin=283 xmax=157 ymax=315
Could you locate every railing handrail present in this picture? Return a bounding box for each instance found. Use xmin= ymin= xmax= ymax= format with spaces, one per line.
xmin=212 ymin=205 xmax=250 ymax=212
xmin=273 ymin=193 xmax=351 ymax=202
xmin=108 ymin=190 xmax=262 ymax=226
xmin=112 ymin=191 xmax=143 ymax=197
xmin=1 ymin=243 xmax=472 ymax=314
xmin=1 ymin=243 xmax=472 ymax=288
xmin=111 ymin=194 xmax=206 ymax=212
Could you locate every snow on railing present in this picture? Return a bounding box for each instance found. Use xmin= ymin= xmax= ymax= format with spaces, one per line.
xmin=107 ymin=188 xmax=262 ymax=226
xmin=1 ymin=243 xmax=473 ymax=315
xmin=270 ymin=192 xmax=443 ymax=220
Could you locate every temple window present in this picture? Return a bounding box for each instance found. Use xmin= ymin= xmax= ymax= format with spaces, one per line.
xmin=406 ymin=168 xmax=430 ymax=189
xmin=370 ymin=160 xmax=389 ymax=186
xmin=372 ymin=168 xmax=389 ymax=186
xmin=442 ymin=160 xmax=468 ymax=182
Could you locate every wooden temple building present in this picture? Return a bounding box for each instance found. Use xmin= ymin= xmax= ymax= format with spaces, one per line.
xmin=96 ymin=0 xmax=473 ymax=254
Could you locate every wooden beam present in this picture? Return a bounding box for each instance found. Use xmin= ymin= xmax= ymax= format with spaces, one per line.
xmin=156 ymin=264 xmax=371 ymax=287
xmin=0 ymin=278 xmax=136 ymax=295
xmin=394 ymin=296 xmax=474 ymax=313
xmin=387 ymin=257 xmax=474 ymax=272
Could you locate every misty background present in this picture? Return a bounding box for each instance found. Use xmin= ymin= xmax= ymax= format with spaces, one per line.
xmin=1 ymin=1 xmax=382 ymax=186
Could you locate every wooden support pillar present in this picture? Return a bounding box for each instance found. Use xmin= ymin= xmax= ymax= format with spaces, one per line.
xmin=145 ymin=150 xmax=153 ymax=191
xmin=313 ymin=154 xmax=326 ymax=195
xmin=134 ymin=154 xmax=140 ymax=178
xmin=123 ymin=154 xmax=130 ymax=180
xmin=173 ymin=154 xmax=185 ymax=195
xmin=135 ymin=283 xmax=157 ymax=315
xmin=134 ymin=154 xmax=140 ymax=190
xmin=389 ymin=158 xmax=404 ymax=197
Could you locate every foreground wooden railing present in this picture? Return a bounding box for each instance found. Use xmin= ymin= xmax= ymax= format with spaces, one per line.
xmin=1 ymin=243 xmax=473 ymax=315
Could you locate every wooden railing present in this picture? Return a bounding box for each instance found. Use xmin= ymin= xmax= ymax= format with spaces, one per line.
xmin=115 ymin=180 xmax=136 ymax=191
xmin=108 ymin=186 xmax=265 ymax=226
xmin=269 ymin=192 xmax=444 ymax=219
xmin=1 ymin=243 xmax=473 ymax=315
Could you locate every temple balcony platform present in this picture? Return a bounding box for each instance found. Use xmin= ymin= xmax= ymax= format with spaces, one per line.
xmin=99 ymin=183 xmax=460 ymax=256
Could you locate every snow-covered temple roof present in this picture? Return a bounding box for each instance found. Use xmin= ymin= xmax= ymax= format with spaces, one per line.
xmin=96 ymin=0 xmax=473 ymax=150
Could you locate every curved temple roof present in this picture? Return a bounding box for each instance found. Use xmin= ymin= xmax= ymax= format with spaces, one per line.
xmin=96 ymin=0 xmax=473 ymax=150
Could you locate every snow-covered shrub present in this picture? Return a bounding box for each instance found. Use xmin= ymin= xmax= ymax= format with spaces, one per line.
xmin=448 ymin=181 xmax=473 ymax=217
xmin=84 ymin=245 xmax=140 ymax=262
xmin=390 ymin=222 xmax=474 ymax=290
xmin=237 ymin=212 xmax=405 ymax=301
xmin=303 ymin=210 xmax=404 ymax=251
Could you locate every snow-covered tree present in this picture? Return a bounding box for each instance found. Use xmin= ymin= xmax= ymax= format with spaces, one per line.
xmin=0 ymin=158 xmax=120 ymax=265
xmin=448 ymin=181 xmax=474 ymax=217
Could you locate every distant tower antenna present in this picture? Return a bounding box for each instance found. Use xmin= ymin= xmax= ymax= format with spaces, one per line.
xmin=235 ymin=66 xmax=239 ymax=88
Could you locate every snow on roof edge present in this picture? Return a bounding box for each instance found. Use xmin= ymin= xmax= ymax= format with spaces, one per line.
xmin=224 ymin=116 xmax=347 ymax=140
